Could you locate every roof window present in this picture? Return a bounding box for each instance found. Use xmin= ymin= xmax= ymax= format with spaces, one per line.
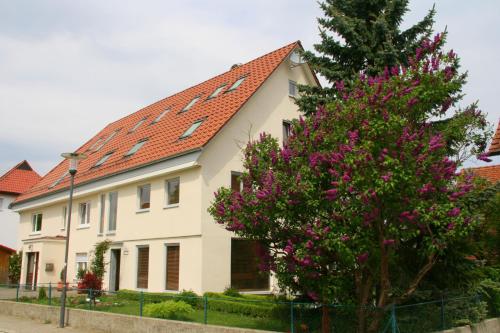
xmin=95 ymin=129 xmax=119 ymax=152
xmin=227 ymin=76 xmax=246 ymax=92
xmin=129 ymin=117 xmax=147 ymax=133
xmin=181 ymin=96 xmax=200 ymax=112
xmin=49 ymin=171 xmax=69 ymax=189
xmin=124 ymin=139 xmax=148 ymax=157
xmin=207 ymin=84 xmax=227 ymax=99
xmin=180 ymin=119 xmax=204 ymax=139
xmin=151 ymin=108 xmax=170 ymax=124
xmin=93 ymin=151 xmax=114 ymax=168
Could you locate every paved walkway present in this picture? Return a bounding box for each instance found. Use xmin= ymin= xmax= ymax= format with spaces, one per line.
xmin=0 ymin=314 xmax=97 ymax=333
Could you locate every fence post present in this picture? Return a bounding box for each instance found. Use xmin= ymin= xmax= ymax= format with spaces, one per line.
xmin=203 ymin=295 xmax=208 ymax=325
xmin=139 ymin=291 xmax=144 ymax=317
xmin=440 ymin=295 xmax=445 ymax=330
xmin=290 ymin=300 xmax=295 ymax=333
xmin=16 ymin=284 xmax=19 ymax=302
xmin=391 ymin=304 xmax=397 ymax=333
xmin=48 ymin=283 xmax=52 ymax=306
xmin=89 ymin=289 xmax=93 ymax=310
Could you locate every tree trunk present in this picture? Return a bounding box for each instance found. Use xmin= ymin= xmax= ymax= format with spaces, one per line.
xmin=322 ymin=303 xmax=331 ymax=333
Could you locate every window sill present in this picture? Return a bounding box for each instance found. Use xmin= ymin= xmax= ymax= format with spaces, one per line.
xmin=136 ymin=208 xmax=150 ymax=214
xmin=76 ymin=225 xmax=90 ymax=230
xmin=97 ymin=233 xmax=104 ymax=237
xmin=163 ymin=289 xmax=180 ymax=293
xmin=60 ymin=228 xmax=66 ymax=231
xmin=240 ymin=290 xmax=272 ymax=295
xmin=106 ymin=232 xmax=116 ymax=236
xmin=29 ymin=232 xmax=42 ymax=236
xmin=163 ymin=204 xmax=179 ymax=210
xmin=288 ymin=94 xmax=298 ymax=99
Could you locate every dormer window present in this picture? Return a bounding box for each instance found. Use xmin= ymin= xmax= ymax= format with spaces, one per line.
xmin=227 ymin=76 xmax=246 ymax=92
xmin=124 ymin=139 xmax=148 ymax=157
xmin=207 ymin=84 xmax=227 ymax=99
xmin=151 ymin=108 xmax=170 ymax=124
xmin=129 ymin=117 xmax=147 ymax=133
xmin=93 ymin=151 xmax=114 ymax=168
xmin=181 ymin=96 xmax=200 ymax=112
xmin=180 ymin=119 xmax=204 ymax=139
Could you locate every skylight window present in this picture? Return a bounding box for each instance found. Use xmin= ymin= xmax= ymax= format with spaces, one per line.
xmin=49 ymin=171 xmax=69 ymax=189
xmin=129 ymin=117 xmax=147 ymax=133
xmin=151 ymin=108 xmax=170 ymax=124
xmin=207 ymin=84 xmax=227 ymax=99
xmin=181 ymin=96 xmax=200 ymax=112
xmin=227 ymin=76 xmax=246 ymax=92
xmin=88 ymin=138 xmax=104 ymax=152
xmin=180 ymin=119 xmax=204 ymax=139
xmin=95 ymin=129 xmax=119 ymax=152
xmin=124 ymin=139 xmax=148 ymax=157
xmin=94 ymin=151 xmax=114 ymax=168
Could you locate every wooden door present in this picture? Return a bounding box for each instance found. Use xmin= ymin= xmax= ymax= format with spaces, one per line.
xmin=166 ymin=245 xmax=179 ymax=290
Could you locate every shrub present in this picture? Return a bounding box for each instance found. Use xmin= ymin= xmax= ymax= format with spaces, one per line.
xmin=77 ymin=272 xmax=102 ymax=297
xmin=8 ymin=252 xmax=21 ymax=285
xmin=174 ymin=290 xmax=201 ymax=308
xmin=38 ymin=287 xmax=47 ymax=300
xmin=143 ymin=300 xmax=193 ymax=320
xmin=223 ymin=287 xmax=241 ymax=298
xmin=117 ymin=289 xmax=177 ymax=303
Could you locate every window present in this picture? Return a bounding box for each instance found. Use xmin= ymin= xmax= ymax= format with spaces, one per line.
xmin=151 ymin=108 xmax=170 ymax=124
xmin=32 ymin=213 xmax=42 ymax=233
xmin=181 ymin=96 xmax=200 ymax=112
xmin=75 ymin=253 xmax=88 ymax=277
xmin=124 ymin=139 xmax=148 ymax=157
xmin=179 ymin=120 xmax=204 ymax=139
xmin=88 ymin=138 xmax=104 ymax=152
xmin=165 ymin=178 xmax=180 ymax=206
xmin=283 ymin=121 xmax=292 ymax=145
xmin=129 ymin=117 xmax=147 ymax=133
xmin=138 ymin=184 xmax=151 ymax=210
xmin=94 ymin=151 xmax=114 ymax=168
xmin=108 ymin=192 xmax=118 ymax=232
xmin=227 ymin=76 xmax=246 ymax=91
xmin=165 ymin=245 xmax=180 ymax=290
xmin=62 ymin=206 xmax=67 ymax=229
xmin=0 ymin=198 xmax=3 ymax=210
xmin=288 ymin=80 xmax=298 ymax=97
xmin=79 ymin=202 xmax=91 ymax=225
xmin=231 ymin=239 xmax=270 ymax=291
xmin=49 ymin=171 xmax=69 ymax=189
xmin=207 ymin=84 xmax=227 ymax=99
xmin=99 ymin=194 xmax=105 ymax=234
xmin=95 ymin=129 xmax=119 ymax=152
xmin=231 ymin=172 xmax=243 ymax=192
xmin=137 ymin=247 xmax=149 ymax=289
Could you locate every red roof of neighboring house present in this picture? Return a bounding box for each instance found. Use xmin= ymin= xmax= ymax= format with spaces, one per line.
xmin=15 ymin=41 xmax=303 ymax=204
xmin=467 ymin=164 xmax=500 ymax=183
xmin=488 ymin=120 xmax=500 ymax=156
xmin=0 ymin=244 xmax=16 ymax=254
xmin=0 ymin=161 xmax=41 ymax=195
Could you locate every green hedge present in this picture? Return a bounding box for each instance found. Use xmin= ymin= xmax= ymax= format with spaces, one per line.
xmin=116 ymin=289 xmax=201 ymax=307
xmin=143 ymin=300 xmax=193 ymax=320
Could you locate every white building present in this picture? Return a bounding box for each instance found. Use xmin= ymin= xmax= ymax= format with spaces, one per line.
xmin=0 ymin=160 xmax=41 ymax=249
xmin=11 ymin=42 xmax=319 ymax=293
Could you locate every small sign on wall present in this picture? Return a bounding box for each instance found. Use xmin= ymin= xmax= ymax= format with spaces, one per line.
xmin=45 ymin=263 xmax=54 ymax=272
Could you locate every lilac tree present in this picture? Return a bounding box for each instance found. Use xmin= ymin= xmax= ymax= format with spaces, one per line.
xmin=209 ymin=34 xmax=488 ymax=333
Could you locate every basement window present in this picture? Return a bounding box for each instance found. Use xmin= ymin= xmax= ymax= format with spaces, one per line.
xmin=124 ymin=139 xmax=148 ymax=157
xmin=181 ymin=96 xmax=200 ymax=112
xmin=227 ymin=76 xmax=246 ymax=92
xmin=93 ymin=151 xmax=114 ymax=168
xmin=207 ymin=84 xmax=227 ymax=99
xmin=179 ymin=119 xmax=204 ymax=139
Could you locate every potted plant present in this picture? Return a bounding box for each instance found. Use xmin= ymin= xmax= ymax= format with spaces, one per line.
xmin=57 ymin=268 xmax=69 ymax=291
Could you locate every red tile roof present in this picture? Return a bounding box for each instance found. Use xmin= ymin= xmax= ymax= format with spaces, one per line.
xmin=0 ymin=161 xmax=41 ymax=195
xmin=15 ymin=41 xmax=303 ymax=204
xmin=467 ymin=164 xmax=500 ymax=183
xmin=0 ymin=244 xmax=15 ymax=254
xmin=488 ymin=120 xmax=500 ymax=156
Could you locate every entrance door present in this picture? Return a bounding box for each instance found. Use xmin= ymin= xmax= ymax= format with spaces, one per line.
xmin=25 ymin=252 xmax=39 ymax=290
xmin=109 ymin=249 xmax=121 ymax=292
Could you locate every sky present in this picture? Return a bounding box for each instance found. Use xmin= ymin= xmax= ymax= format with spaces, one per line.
xmin=0 ymin=0 xmax=499 ymax=176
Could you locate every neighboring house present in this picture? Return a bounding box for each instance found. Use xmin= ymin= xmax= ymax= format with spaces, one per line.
xmin=10 ymin=42 xmax=319 ymax=293
xmin=487 ymin=120 xmax=500 ymax=157
xmin=0 ymin=161 xmax=41 ymax=249
xmin=0 ymin=244 xmax=15 ymax=284
xmin=467 ymin=165 xmax=500 ymax=184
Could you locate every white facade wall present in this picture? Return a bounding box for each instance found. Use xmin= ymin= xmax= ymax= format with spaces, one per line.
xmin=16 ymin=55 xmax=317 ymax=293
xmin=0 ymin=193 xmax=20 ymax=249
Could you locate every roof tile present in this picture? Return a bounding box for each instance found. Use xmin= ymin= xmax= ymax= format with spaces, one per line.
xmin=467 ymin=164 xmax=500 ymax=183
xmin=0 ymin=161 xmax=41 ymax=195
xmin=488 ymin=120 xmax=500 ymax=156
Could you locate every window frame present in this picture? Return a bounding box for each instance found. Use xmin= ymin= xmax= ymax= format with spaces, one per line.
xmin=78 ymin=202 xmax=91 ymax=227
xmin=93 ymin=151 xmax=114 ymax=168
xmin=164 ymin=177 xmax=180 ymax=208
xmin=179 ymin=119 xmax=204 ymax=139
xmin=231 ymin=171 xmax=243 ymax=193
xmin=288 ymin=80 xmax=298 ymax=97
xmin=61 ymin=206 xmax=67 ymax=230
xmin=180 ymin=96 xmax=200 ymax=112
xmin=164 ymin=243 xmax=180 ymax=291
xmin=124 ymin=139 xmax=148 ymax=157
xmin=98 ymin=194 xmax=106 ymax=235
xmin=151 ymin=108 xmax=170 ymax=125
xmin=107 ymin=191 xmax=118 ymax=233
xmin=129 ymin=117 xmax=147 ymax=133
xmin=207 ymin=84 xmax=227 ymax=100
xmin=75 ymin=252 xmax=88 ymax=278
xmin=31 ymin=213 xmax=43 ymax=233
xmin=226 ymin=76 xmax=247 ymax=92
xmin=95 ymin=129 xmax=119 ymax=152
xmin=282 ymin=120 xmax=292 ymax=145
xmin=136 ymin=245 xmax=150 ymax=290
xmin=137 ymin=184 xmax=151 ymax=211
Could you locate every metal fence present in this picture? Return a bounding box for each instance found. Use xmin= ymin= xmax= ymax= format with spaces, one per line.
xmin=0 ymin=283 xmax=489 ymax=333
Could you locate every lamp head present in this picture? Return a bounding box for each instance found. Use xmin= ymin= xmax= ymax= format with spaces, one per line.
xmin=61 ymin=152 xmax=87 ymax=173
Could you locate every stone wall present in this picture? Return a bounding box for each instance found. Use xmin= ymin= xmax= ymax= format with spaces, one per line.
xmin=439 ymin=318 xmax=500 ymax=333
xmin=0 ymin=300 xmax=271 ymax=333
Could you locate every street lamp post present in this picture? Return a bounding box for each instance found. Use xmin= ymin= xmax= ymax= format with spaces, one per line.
xmin=59 ymin=152 xmax=87 ymax=328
